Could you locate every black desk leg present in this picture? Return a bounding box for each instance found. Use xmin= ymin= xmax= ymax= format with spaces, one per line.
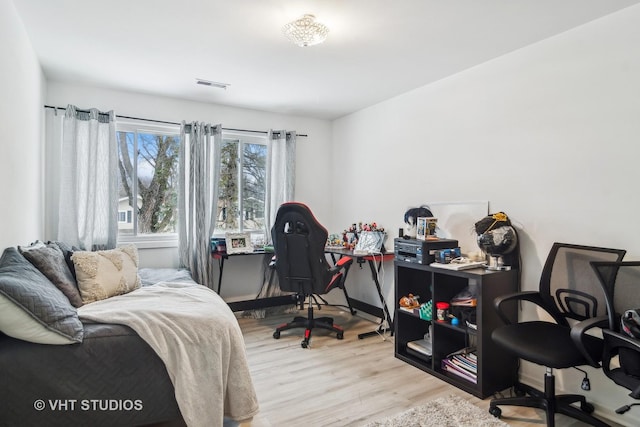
xmin=329 ymin=252 xmax=357 ymax=316
xmin=217 ymin=257 xmax=225 ymax=294
xmin=340 ymin=263 xmax=357 ymax=316
xmin=358 ymin=259 xmax=394 ymax=340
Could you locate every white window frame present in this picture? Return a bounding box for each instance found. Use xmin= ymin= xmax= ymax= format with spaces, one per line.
xmin=116 ymin=119 xmax=181 ymax=248
xmin=214 ymin=131 xmax=268 ymax=238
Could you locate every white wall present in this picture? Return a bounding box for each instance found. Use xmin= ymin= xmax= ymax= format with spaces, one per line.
xmin=331 ymin=5 xmax=640 ymax=425
xmin=0 ymin=0 xmax=45 ymax=250
xmin=46 ymin=82 xmax=333 ymax=300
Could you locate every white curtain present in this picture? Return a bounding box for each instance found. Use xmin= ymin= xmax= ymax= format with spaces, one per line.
xmin=44 ymin=108 xmax=64 ymax=241
xmin=178 ymin=122 xmax=221 ymax=289
xmin=264 ymin=130 xmax=296 ymax=243
xmin=244 ymin=130 xmax=296 ymax=319
xmin=54 ymin=105 xmax=118 ymax=250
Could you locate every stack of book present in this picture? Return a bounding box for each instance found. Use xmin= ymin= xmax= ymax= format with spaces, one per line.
xmin=441 ymin=351 xmax=477 ymax=384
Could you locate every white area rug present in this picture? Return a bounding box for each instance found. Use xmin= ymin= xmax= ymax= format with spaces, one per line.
xmin=364 ymin=395 xmax=509 ymax=427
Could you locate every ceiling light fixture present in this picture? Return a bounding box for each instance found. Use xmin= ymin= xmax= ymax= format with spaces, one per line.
xmin=282 ymin=14 xmax=329 ymax=47
xmin=195 ymin=78 xmax=230 ymax=90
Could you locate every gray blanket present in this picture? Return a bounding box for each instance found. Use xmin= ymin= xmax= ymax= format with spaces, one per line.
xmin=78 ymin=282 xmax=259 ymax=427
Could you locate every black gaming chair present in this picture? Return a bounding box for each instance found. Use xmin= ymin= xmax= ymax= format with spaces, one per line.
xmin=591 ymin=261 xmax=640 ymax=416
xmin=489 ymin=242 xmax=626 ymax=427
xmin=271 ymin=202 xmax=353 ymax=348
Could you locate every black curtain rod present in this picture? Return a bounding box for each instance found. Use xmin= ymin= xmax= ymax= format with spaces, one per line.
xmin=44 ymin=105 xmax=308 ymax=137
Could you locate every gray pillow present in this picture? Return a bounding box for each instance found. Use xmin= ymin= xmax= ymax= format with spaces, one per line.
xmin=0 ymin=247 xmax=83 ymax=344
xmin=22 ymin=243 xmax=84 ymax=307
xmin=50 ymin=240 xmax=79 ymax=280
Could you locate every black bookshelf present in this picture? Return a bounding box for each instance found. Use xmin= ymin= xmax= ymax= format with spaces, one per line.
xmin=394 ymin=260 xmax=518 ymax=398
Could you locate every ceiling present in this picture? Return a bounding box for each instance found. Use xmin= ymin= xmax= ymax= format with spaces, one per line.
xmin=12 ymin=0 xmax=640 ymax=120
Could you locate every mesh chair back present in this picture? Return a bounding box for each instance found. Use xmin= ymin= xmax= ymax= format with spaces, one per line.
xmin=271 ymin=202 xmax=332 ymax=295
xmin=592 ymin=261 xmax=640 ymax=332
xmin=592 ymin=261 xmax=640 ymax=391
xmin=540 ymin=243 xmax=626 ymax=323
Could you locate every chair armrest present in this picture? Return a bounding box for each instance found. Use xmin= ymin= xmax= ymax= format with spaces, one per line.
xmin=336 ymin=256 xmax=353 ymax=268
xmin=329 ymin=256 xmax=353 ymax=274
xmin=602 ymin=329 xmax=640 ymax=389
xmin=570 ymin=315 xmax=609 ymax=367
xmin=327 ymin=256 xmax=353 ymax=290
xmin=494 ymin=291 xmax=565 ymax=326
xmin=603 ymin=328 xmax=640 ymax=352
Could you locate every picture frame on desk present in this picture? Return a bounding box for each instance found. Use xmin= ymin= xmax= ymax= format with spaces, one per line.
xmin=416 ymin=217 xmax=437 ymax=240
xmin=225 ymin=232 xmax=253 ymax=254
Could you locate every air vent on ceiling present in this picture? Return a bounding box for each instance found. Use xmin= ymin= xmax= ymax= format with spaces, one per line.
xmin=195 ymin=79 xmax=230 ymax=90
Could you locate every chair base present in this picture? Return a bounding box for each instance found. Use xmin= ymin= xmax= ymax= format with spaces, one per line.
xmin=272 ymin=295 xmax=345 ymax=347
xmin=273 ymin=315 xmax=344 ymax=348
xmin=489 ymin=371 xmax=609 ymax=427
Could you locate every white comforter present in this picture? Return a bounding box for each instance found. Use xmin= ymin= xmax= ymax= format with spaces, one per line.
xmin=78 ymin=282 xmax=259 ymax=427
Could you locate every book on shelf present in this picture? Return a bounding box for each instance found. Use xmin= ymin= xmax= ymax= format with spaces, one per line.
xmin=447 ymin=348 xmax=477 ymax=361
xmin=453 ymin=351 xmax=477 ymax=365
xmin=450 ymin=354 xmax=477 ymax=374
xmin=441 ymin=359 xmax=477 ymax=384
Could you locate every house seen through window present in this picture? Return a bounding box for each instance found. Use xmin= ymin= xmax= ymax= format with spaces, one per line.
xmin=116 ymin=122 xmax=268 ymax=242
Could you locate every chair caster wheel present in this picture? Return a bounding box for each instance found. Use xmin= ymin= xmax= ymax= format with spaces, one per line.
xmin=273 ymin=331 xmax=280 ymax=339
xmin=489 ymin=406 xmax=502 ymax=418
xmin=337 ymin=332 xmax=344 ymax=340
xmin=581 ymin=402 xmax=595 ymax=414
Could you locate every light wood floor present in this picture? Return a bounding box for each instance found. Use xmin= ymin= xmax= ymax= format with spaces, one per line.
xmin=236 ymin=305 xmax=620 ymax=427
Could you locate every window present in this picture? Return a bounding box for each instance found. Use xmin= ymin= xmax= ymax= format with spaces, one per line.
xmin=115 ymin=124 xmax=270 ymax=245
xmin=116 ymin=121 xmax=181 ymax=240
xmin=216 ymin=132 xmax=267 ymax=235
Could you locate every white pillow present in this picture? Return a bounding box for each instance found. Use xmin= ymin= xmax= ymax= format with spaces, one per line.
xmin=72 ymin=245 xmax=141 ymax=304
xmin=0 ymin=247 xmax=83 ymax=344
xmin=0 ymin=294 xmax=77 ymax=344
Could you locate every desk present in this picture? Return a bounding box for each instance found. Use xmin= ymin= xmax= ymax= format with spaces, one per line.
xmin=213 ymin=248 xmax=395 ymax=324
xmin=324 ymin=248 xmax=395 ymax=339
xmin=213 ymin=250 xmax=297 ymax=312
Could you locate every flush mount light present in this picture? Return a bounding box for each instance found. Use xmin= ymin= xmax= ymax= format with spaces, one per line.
xmin=282 ymin=14 xmax=329 ymax=47
xmin=195 ymin=78 xmax=230 ymax=90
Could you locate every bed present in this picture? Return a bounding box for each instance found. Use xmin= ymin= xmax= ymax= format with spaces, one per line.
xmin=0 ymin=246 xmax=258 ymax=427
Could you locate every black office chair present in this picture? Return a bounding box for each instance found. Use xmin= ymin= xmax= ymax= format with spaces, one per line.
xmin=591 ymin=261 xmax=640 ymax=416
xmin=271 ymin=202 xmax=353 ymax=348
xmin=488 ymin=242 xmax=626 ymax=427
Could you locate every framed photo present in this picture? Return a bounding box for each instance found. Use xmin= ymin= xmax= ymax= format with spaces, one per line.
xmin=225 ymin=232 xmax=253 ymax=254
xmin=416 ymin=217 xmax=438 ymax=240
